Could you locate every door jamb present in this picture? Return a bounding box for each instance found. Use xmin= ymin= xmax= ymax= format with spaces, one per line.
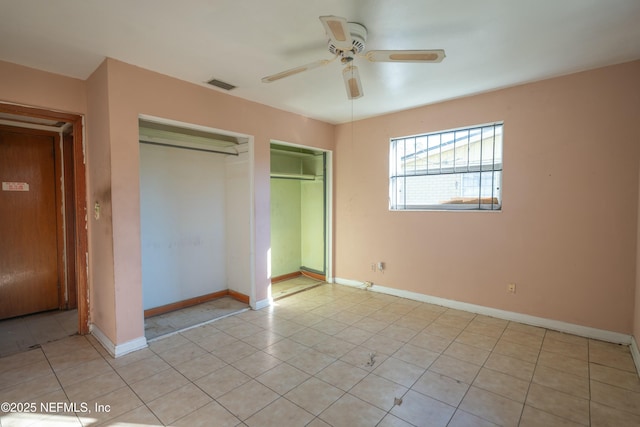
xmin=0 ymin=103 xmax=89 ymax=334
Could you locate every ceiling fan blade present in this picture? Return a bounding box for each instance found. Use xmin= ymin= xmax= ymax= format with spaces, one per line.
xmin=365 ymin=49 xmax=446 ymax=63
xmin=342 ymin=65 xmax=363 ymax=99
xmin=261 ymin=59 xmax=332 ymax=83
xmin=319 ymin=15 xmax=353 ymax=50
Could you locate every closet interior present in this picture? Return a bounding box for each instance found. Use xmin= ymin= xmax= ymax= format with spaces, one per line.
xmin=270 ymin=143 xmax=327 ymax=299
xmin=138 ymin=119 xmax=251 ymax=337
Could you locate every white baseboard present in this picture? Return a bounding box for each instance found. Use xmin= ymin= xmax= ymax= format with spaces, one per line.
xmin=91 ymin=324 xmax=148 ymax=358
xmin=631 ymin=336 xmax=640 ymax=378
xmin=337 ymin=278 xmax=372 ymax=290
xmin=334 ymin=277 xmax=632 ymax=345
xmin=253 ymin=297 xmax=272 ymax=310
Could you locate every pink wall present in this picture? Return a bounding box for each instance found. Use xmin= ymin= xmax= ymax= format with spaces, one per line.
xmin=99 ymin=59 xmax=335 ymax=344
xmin=0 ymin=58 xmax=335 ymax=347
xmin=0 ymin=60 xmax=86 ymax=113
xmin=0 ymin=60 xmax=120 ymax=342
xmin=85 ymin=61 xmax=117 ymax=341
xmin=335 ymin=60 xmax=640 ymax=334
xmin=2 ymin=57 xmax=639 ymax=346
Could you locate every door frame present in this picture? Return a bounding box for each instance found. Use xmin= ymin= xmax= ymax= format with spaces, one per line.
xmin=270 ymin=140 xmax=334 ymax=282
xmin=0 ymin=102 xmax=89 ymax=334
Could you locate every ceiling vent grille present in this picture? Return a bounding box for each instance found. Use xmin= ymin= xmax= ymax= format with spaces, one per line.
xmin=206 ymin=78 xmax=236 ymax=91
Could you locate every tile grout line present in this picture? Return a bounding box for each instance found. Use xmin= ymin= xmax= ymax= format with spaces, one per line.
xmin=5 ymin=283 xmax=640 ymax=426
xmin=444 ymin=317 xmax=509 ymax=427
xmin=40 ymin=342 xmax=84 ymax=425
xmin=86 ymin=335 xmax=154 ymax=424
xmin=171 ymin=319 xmax=315 ymax=425
xmin=516 ymin=326 xmax=547 ymax=427
xmin=289 ymin=293 xmax=415 ymax=426
xmin=429 ymin=309 xmax=477 ymax=426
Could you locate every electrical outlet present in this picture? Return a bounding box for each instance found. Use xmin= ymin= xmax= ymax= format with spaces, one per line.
xmin=377 ymin=262 xmax=385 ymax=271
xmin=371 ymin=263 xmax=376 ymax=271
xmin=507 ymin=283 xmax=516 ymax=294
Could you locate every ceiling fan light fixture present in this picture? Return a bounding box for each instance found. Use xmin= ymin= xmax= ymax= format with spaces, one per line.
xmin=343 ymin=65 xmax=363 ymax=99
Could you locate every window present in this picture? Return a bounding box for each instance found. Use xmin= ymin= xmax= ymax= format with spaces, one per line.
xmin=389 ymin=122 xmax=503 ymax=211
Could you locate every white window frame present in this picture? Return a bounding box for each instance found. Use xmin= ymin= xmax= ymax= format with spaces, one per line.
xmin=389 ymin=122 xmax=503 ymax=211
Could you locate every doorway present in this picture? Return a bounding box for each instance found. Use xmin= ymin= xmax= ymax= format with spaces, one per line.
xmin=270 ymin=142 xmax=332 ymax=299
xmin=0 ymin=103 xmax=89 ymax=350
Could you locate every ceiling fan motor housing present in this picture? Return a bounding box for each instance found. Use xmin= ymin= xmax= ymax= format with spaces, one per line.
xmin=328 ymin=22 xmax=367 ymax=56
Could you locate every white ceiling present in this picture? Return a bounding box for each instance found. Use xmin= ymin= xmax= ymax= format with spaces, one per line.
xmin=1 ymin=0 xmax=639 ymax=124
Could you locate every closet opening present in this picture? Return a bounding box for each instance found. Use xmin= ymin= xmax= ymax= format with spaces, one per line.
xmin=138 ymin=117 xmax=253 ymax=340
xmin=270 ymin=142 xmax=332 ymax=300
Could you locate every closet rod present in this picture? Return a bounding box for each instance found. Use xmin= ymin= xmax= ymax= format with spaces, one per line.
xmin=139 ymin=139 xmax=238 ymax=156
xmin=270 ymin=174 xmax=316 ymax=181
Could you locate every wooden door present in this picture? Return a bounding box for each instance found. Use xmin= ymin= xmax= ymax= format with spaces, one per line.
xmin=0 ymin=127 xmax=60 ymax=319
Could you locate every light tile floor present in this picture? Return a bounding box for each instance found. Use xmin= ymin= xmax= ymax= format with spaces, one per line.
xmin=271 ymin=276 xmax=324 ymax=300
xmin=0 ymin=309 xmax=77 ymax=357
xmin=1 ymin=283 xmax=639 ymax=426
xmin=144 ymin=297 xmax=249 ymax=340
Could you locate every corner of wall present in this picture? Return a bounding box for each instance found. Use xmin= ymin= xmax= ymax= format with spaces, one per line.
xmin=631 ymin=336 xmax=640 ymax=378
xmin=252 ymin=297 xmax=272 ymax=311
xmin=91 ymin=324 xmax=147 ymax=358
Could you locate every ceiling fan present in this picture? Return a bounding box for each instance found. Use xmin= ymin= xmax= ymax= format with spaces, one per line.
xmin=261 ymin=15 xmax=445 ymax=100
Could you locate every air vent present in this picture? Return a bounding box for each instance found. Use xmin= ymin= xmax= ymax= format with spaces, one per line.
xmin=206 ymin=78 xmax=236 ymax=91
